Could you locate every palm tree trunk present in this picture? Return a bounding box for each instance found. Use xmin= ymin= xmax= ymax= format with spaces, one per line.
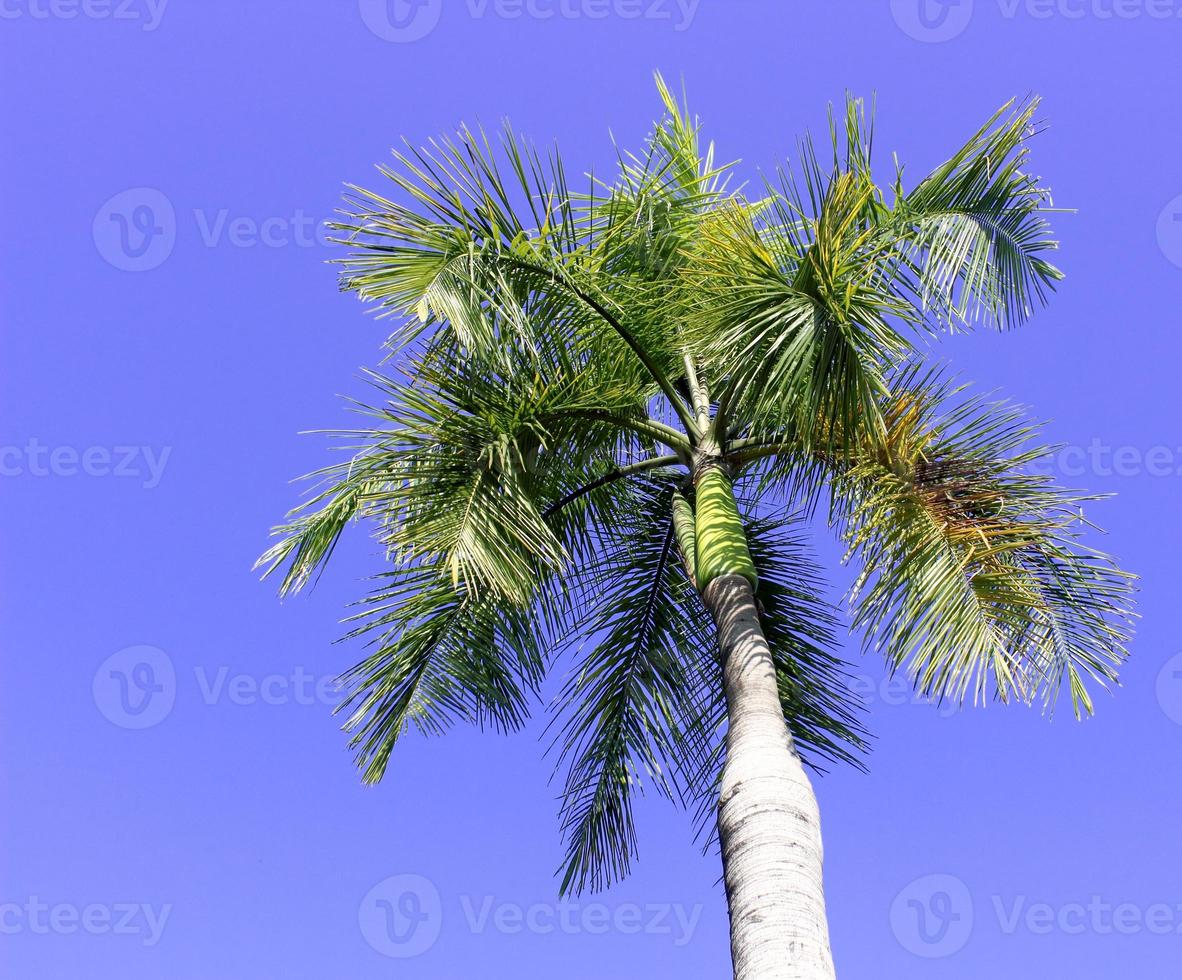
xmin=703 ymin=573 xmax=836 ymax=980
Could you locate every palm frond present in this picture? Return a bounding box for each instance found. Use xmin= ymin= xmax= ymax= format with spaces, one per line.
xmin=331 ymin=120 xmax=699 ymax=430
xmin=834 ymin=368 xmax=1135 ymax=714
xmin=551 ymin=477 xmax=714 ymax=894
xmin=338 ymin=566 xmax=544 ymax=784
xmin=679 ymin=99 xmax=911 ymax=454
xmin=885 ymin=98 xmax=1064 ymax=330
xmin=261 ymin=341 xmax=661 ymax=605
xmin=749 ymin=513 xmax=869 ymax=768
xmin=256 ymin=444 xmax=393 ymax=597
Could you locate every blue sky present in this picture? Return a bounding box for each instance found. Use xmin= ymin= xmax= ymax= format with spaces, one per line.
xmin=3 ymin=1 xmax=1181 ymax=977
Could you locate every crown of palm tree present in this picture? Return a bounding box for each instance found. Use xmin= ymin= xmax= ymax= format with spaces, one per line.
xmin=260 ymin=75 xmax=1134 ymax=895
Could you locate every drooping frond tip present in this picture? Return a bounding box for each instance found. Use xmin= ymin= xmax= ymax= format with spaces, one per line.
xmin=836 ymin=367 xmax=1135 ymax=718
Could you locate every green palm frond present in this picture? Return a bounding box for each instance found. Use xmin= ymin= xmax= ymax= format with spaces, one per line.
xmin=551 ymin=476 xmax=714 ymax=894
xmin=884 ymin=97 xmax=1064 ymax=330
xmin=330 ymin=118 xmax=701 ymax=434
xmin=592 ymin=73 xmax=736 ymax=282
xmin=260 ymin=335 xmax=674 ymax=603
xmin=681 ymin=198 xmax=904 ymax=452
xmin=677 ymin=100 xmax=914 ymax=452
xmin=256 ymin=443 xmax=393 ymax=597
xmin=834 ymin=368 xmax=1135 ymax=714
xmin=338 ymin=566 xmax=544 ymax=784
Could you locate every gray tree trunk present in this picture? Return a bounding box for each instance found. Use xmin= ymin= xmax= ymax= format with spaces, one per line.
xmin=703 ymin=573 xmax=836 ymax=980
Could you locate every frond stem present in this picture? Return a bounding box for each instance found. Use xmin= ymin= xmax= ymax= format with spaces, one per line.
xmin=727 ymin=439 xmax=796 ymax=468
xmin=682 ymin=353 xmax=711 ymax=431
xmin=543 ymin=454 xmax=685 ymax=518
xmin=567 ymin=409 xmax=693 ymax=456
xmin=504 ymin=254 xmax=701 ymax=434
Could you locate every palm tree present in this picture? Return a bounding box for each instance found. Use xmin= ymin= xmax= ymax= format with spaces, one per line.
xmin=259 ymin=76 xmax=1134 ymax=980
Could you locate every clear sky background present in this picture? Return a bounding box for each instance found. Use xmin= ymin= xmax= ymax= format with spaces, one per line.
xmin=3 ymin=1 xmax=1181 ymax=977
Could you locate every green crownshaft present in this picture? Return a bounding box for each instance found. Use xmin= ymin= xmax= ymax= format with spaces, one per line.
xmin=671 ymin=491 xmax=698 ymax=584
xmin=693 ymin=467 xmax=757 ymax=590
